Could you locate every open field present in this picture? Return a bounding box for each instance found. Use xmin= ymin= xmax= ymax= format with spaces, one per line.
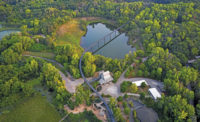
xmin=56 ymin=19 xmax=85 ymax=46
xmin=0 ymin=95 xmax=61 ymax=122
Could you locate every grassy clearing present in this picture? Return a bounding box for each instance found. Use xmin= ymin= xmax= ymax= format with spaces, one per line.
xmin=27 ymin=77 xmax=41 ymax=87
xmin=0 ymin=95 xmax=61 ymax=122
xmin=23 ymin=51 xmax=55 ymax=59
xmin=56 ymin=19 xmax=85 ymax=46
xmin=29 ymin=43 xmax=49 ymax=52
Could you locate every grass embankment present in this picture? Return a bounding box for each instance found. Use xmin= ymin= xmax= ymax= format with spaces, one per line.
xmin=23 ymin=51 xmax=55 ymax=59
xmin=0 ymin=27 xmax=19 ymax=32
xmin=0 ymin=22 xmax=20 ymax=32
xmin=78 ymin=17 xmax=115 ymax=26
xmin=0 ymin=95 xmax=61 ymax=122
xmin=0 ymin=27 xmax=20 ymax=32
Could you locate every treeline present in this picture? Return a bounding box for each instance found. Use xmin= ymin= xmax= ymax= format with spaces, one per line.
xmin=125 ymin=0 xmax=199 ymax=4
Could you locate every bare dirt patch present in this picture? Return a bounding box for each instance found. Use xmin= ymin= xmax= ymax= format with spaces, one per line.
xmin=64 ymin=104 xmax=107 ymax=122
xmin=56 ymin=20 xmax=80 ymax=37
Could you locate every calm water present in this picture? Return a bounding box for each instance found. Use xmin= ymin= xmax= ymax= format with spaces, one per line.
xmin=0 ymin=30 xmax=19 ymax=40
xmin=81 ymin=23 xmax=135 ymax=59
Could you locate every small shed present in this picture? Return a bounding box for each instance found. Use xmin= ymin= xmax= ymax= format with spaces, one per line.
xmin=148 ymin=88 xmax=161 ymax=100
xmin=132 ymin=80 xmax=148 ymax=87
xmin=99 ymin=71 xmax=113 ymax=85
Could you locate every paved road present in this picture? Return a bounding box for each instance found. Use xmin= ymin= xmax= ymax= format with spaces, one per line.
xmin=127 ymin=98 xmax=158 ymax=122
xmin=59 ymin=71 xmax=87 ymax=93
xmin=188 ymin=55 xmax=200 ymax=64
xmin=127 ymin=98 xmax=144 ymax=122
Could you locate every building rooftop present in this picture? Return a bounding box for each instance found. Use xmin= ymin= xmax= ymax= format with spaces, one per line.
xmin=148 ymin=88 xmax=161 ymax=100
xmin=99 ymin=71 xmax=113 ymax=85
xmin=132 ymin=80 xmax=148 ymax=87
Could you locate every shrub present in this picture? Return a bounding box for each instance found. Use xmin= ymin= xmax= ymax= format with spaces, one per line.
xmin=140 ymin=92 xmax=145 ymax=100
xmin=117 ymin=96 xmax=123 ymax=102
xmin=124 ymin=94 xmax=128 ymax=99
xmin=120 ymin=81 xmax=132 ymax=92
xmin=137 ymin=70 xmax=143 ymax=77
xmin=124 ymin=107 xmax=131 ymax=115
xmin=129 ymin=101 xmax=134 ymax=107
xmin=130 ymin=84 xmax=138 ymax=93
xmin=141 ymin=82 xmax=147 ymax=88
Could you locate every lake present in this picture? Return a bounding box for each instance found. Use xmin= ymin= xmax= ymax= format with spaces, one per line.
xmin=0 ymin=30 xmax=20 ymax=40
xmin=81 ymin=23 xmax=135 ymax=59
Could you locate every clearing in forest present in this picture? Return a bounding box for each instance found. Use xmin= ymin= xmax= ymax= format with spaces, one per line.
xmin=56 ymin=19 xmax=85 ymax=46
xmin=23 ymin=51 xmax=55 ymax=59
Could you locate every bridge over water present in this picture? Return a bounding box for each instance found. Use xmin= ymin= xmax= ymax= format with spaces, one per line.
xmin=79 ymin=19 xmax=133 ymax=122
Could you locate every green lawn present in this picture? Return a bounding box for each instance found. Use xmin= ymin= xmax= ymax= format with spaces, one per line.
xmin=27 ymin=78 xmax=41 ymax=87
xmin=0 ymin=95 xmax=61 ymax=122
xmin=23 ymin=51 xmax=55 ymax=59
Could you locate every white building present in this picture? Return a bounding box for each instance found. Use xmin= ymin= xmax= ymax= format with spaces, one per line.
xmin=195 ymin=56 xmax=200 ymax=59
xmin=132 ymin=80 xmax=148 ymax=87
xmin=99 ymin=71 xmax=113 ymax=85
xmin=148 ymin=88 xmax=161 ymax=100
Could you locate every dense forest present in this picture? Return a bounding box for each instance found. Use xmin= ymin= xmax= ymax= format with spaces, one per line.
xmin=0 ymin=0 xmax=200 ymax=122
